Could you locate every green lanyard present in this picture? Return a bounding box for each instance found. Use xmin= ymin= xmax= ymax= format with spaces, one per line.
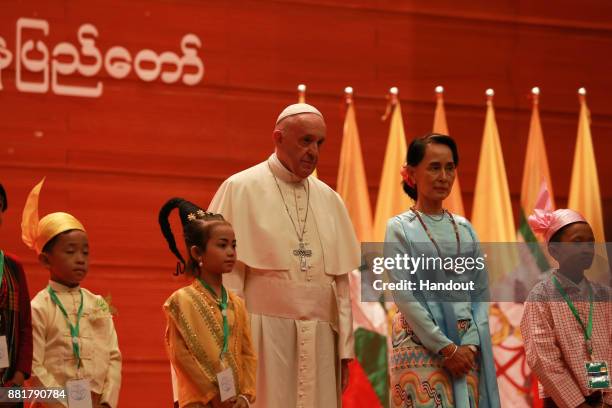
xmin=197 ymin=278 xmax=229 ymax=358
xmin=48 ymin=285 xmax=84 ymax=368
xmin=552 ymin=275 xmax=594 ymax=356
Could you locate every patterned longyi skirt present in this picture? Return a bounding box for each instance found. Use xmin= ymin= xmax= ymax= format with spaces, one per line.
xmin=390 ymin=311 xmax=480 ymax=408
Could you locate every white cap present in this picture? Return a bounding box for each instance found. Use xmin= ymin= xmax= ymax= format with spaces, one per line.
xmin=344 ymin=86 xmax=353 ymax=94
xmin=297 ymin=84 xmax=306 ymax=92
xmin=578 ymin=87 xmax=586 ymax=96
xmin=531 ymin=86 xmax=540 ymax=95
xmin=435 ymin=85 xmax=444 ymax=94
xmin=276 ymin=103 xmax=323 ymax=125
xmin=486 ymin=88 xmax=495 ymax=97
xmin=390 ymin=86 xmax=399 ymax=95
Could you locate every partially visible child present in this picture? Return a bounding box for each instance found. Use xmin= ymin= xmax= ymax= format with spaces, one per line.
xmin=22 ymin=179 xmax=121 ymax=408
xmin=521 ymin=208 xmax=612 ymax=408
xmin=0 ymin=183 xmax=33 ymax=405
xmin=159 ymin=198 xmax=256 ymax=408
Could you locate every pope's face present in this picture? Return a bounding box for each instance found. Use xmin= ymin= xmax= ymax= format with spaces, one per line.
xmin=274 ymin=113 xmax=326 ymax=179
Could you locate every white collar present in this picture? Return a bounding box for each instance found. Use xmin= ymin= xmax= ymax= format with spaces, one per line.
xmin=268 ymin=153 xmax=305 ymax=184
xmin=48 ymin=280 xmax=81 ymax=293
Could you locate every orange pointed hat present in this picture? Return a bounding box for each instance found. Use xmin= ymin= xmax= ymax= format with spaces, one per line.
xmin=21 ymin=178 xmax=85 ymax=254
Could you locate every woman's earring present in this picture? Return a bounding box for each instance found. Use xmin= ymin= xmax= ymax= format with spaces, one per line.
xmin=198 ymin=259 xmax=203 ymax=267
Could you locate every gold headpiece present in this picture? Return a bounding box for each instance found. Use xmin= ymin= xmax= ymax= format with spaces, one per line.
xmin=21 ymin=178 xmax=86 ymax=254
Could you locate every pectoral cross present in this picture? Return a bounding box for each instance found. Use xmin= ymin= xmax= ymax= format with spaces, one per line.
xmin=293 ymin=242 xmax=312 ymax=272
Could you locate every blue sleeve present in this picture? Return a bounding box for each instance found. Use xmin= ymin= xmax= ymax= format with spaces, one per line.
xmin=385 ymin=217 xmax=453 ymax=353
xmin=466 ymin=223 xmax=491 ymax=347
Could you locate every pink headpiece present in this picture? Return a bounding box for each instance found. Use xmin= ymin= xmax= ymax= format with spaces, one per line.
xmin=527 ymin=208 xmax=587 ymax=243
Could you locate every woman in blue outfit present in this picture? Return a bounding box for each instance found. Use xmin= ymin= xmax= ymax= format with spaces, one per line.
xmin=385 ymin=133 xmax=500 ymax=408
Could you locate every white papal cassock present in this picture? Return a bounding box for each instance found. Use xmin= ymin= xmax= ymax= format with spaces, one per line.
xmin=208 ymin=153 xmax=360 ymax=408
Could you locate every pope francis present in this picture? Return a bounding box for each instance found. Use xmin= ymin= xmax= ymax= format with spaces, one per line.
xmin=208 ymin=103 xmax=360 ymax=408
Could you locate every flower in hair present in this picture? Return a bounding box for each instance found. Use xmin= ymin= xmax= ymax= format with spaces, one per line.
xmin=400 ymin=163 xmax=415 ymax=187
xmin=187 ymin=213 xmax=197 ymax=221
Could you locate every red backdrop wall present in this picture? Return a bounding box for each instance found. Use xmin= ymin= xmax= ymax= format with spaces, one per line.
xmin=1 ymin=1 xmax=611 ymax=406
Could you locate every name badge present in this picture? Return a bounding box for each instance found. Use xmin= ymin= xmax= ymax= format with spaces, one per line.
xmin=216 ymin=367 xmax=236 ymax=402
xmin=66 ymin=378 xmax=93 ymax=408
xmin=0 ymin=336 xmax=9 ymax=368
xmin=586 ymin=361 xmax=611 ymax=390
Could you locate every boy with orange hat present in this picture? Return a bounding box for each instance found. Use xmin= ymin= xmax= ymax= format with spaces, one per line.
xmin=22 ymin=179 xmax=122 ymax=408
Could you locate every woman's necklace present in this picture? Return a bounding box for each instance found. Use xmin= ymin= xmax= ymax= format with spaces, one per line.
xmin=421 ymin=210 xmax=445 ymax=222
xmin=411 ymin=207 xmax=461 ymax=271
